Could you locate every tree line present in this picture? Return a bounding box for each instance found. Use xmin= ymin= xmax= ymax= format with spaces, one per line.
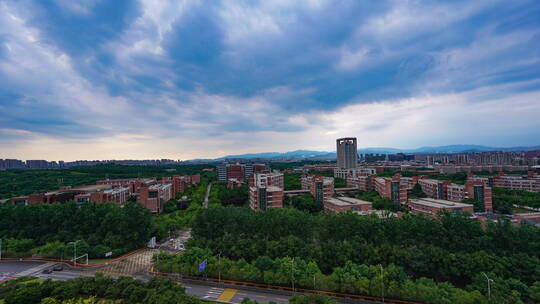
xmin=0 ymin=275 xmax=201 ymax=304
xmin=186 ymin=206 xmax=540 ymax=303
xmin=0 ymin=164 xmax=212 ymax=199
xmin=0 ymin=202 xmax=153 ymax=259
xmin=155 ymin=247 xmax=529 ymax=304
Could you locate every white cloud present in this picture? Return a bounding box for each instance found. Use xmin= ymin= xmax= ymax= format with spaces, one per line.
xmin=53 ymin=0 xmax=101 ymax=15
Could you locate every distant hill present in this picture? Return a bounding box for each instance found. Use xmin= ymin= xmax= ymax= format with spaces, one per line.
xmin=210 ymin=144 xmax=540 ymax=161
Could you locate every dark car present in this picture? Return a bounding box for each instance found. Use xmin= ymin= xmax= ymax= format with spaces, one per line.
xmin=42 ymin=269 xmax=53 ymax=274
xmin=53 ymin=265 xmax=64 ymax=271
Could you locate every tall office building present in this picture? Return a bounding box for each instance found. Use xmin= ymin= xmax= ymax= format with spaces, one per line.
xmin=336 ymin=137 xmax=358 ymax=169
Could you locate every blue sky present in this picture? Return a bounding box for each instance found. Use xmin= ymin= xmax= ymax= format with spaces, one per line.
xmin=1 ymin=0 xmax=540 ymax=160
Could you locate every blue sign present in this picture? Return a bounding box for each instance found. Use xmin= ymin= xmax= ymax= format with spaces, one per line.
xmin=199 ymin=260 xmax=207 ymax=272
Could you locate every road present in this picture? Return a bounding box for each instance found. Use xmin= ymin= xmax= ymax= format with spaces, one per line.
xmin=0 ymin=260 xmax=295 ymax=304
xmin=203 ymin=182 xmax=212 ymax=208
xmin=0 ymin=253 xmax=380 ymax=304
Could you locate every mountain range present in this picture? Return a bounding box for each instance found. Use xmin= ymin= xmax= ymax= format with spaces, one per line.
xmin=211 ymin=144 xmax=540 ymax=161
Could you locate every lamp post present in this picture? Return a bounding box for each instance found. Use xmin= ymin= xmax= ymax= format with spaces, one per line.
xmin=482 ymin=272 xmax=493 ymax=301
xmin=291 ymin=257 xmax=295 ymax=293
xmin=380 ymin=264 xmax=384 ymax=302
xmin=218 ymin=252 xmax=222 ymax=284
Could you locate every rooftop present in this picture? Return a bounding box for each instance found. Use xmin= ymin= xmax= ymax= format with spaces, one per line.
xmin=326 ymin=196 xmax=372 ymax=207
xmin=409 ymin=198 xmax=473 ymax=209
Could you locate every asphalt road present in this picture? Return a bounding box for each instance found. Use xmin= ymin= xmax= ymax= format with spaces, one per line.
xmin=0 ymin=260 xmax=291 ymax=303
xmin=0 ymin=260 xmax=374 ymax=303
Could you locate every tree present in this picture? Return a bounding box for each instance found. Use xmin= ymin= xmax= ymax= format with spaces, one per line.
xmin=410 ymin=183 xmax=427 ymax=198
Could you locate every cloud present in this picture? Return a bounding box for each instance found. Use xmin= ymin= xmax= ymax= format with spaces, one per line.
xmin=0 ymin=0 xmax=539 ymax=160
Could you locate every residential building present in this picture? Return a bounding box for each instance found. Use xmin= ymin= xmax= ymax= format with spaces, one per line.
xmin=324 ymin=196 xmax=372 ymax=213
xmin=408 ymin=198 xmax=474 ymax=217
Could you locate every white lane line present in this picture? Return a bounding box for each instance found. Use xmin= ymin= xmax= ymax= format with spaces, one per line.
xmin=16 ymin=262 xmax=56 ymax=276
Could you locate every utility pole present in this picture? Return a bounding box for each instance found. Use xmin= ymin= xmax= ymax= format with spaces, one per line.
xmin=0 ymin=238 xmax=2 ymax=261
xmin=482 ymin=272 xmax=492 ymax=301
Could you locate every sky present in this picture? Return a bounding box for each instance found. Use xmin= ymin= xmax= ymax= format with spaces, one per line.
xmin=1 ymin=0 xmax=540 ymax=161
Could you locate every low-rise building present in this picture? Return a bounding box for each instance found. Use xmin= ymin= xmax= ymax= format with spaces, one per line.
xmin=324 ymin=196 xmax=372 ymax=213
xmin=493 ymin=174 xmax=540 ymax=192
xmin=408 ymin=198 xmax=474 ymax=217
xmin=139 ymin=184 xmax=173 ymax=214
xmin=373 ymin=176 xmax=407 ymax=203
xmin=74 ymin=187 xmax=130 ymax=204
xmin=418 ymin=179 xmax=450 ymax=199
xmin=301 ymin=174 xmax=334 ymax=202
xmin=249 ymin=172 xmax=284 ymax=211
xmin=346 ymin=174 xmax=374 ymax=191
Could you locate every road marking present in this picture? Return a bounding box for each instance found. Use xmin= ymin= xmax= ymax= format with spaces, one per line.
xmin=238 ymin=293 xmax=247 ymax=295
xmin=16 ymin=262 xmax=56 ymax=276
xmin=256 ymin=295 xmax=267 ymax=298
xmin=216 ymin=288 xmax=238 ymax=302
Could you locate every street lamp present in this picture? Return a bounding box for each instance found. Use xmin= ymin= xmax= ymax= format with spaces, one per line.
xmin=482 ymin=272 xmax=493 ymax=301
xmin=380 ymin=264 xmax=385 ymax=302
xmin=217 ymin=252 xmax=222 ymax=284
xmin=291 ymin=257 xmax=295 ymax=292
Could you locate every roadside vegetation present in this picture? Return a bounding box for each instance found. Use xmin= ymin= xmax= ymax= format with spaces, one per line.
xmin=153 ymin=205 xmax=540 ymax=303
xmin=0 ymin=275 xmax=201 ymax=304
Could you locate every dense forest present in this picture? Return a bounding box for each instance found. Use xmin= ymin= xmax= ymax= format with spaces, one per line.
xmin=0 ymin=164 xmax=213 ymax=199
xmin=176 ymin=206 xmax=540 ymax=303
xmin=0 ymin=202 xmax=153 ymax=258
xmin=0 ymin=275 xmax=202 ymax=304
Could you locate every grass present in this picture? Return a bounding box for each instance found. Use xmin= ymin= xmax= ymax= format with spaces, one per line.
xmin=512 ymin=207 xmax=534 ymax=214
xmin=88 ymin=258 xmax=114 ymax=264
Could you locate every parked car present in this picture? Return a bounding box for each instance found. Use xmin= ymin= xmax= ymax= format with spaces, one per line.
xmin=53 ymin=265 xmax=64 ymax=271
xmin=42 ymin=269 xmax=53 ymax=274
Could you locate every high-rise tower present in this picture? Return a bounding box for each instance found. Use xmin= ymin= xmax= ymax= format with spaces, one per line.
xmin=336 ymin=137 xmax=358 ymax=169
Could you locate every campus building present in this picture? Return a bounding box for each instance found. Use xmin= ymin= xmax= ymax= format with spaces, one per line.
xmin=418 ymin=179 xmax=450 ymax=200
xmin=373 ymin=176 xmax=407 ymax=203
xmin=492 ymin=173 xmax=540 ymax=192
xmin=217 ymin=163 xmax=268 ymax=182
xmin=324 ymin=196 xmax=372 ymax=213
xmin=139 ymin=184 xmax=173 ymax=214
xmin=334 ymin=137 xmax=358 ymax=178
xmin=249 ymin=172 xmax=284 ymax=211
xmin=408 ymin=198 xmax=474 ymax=217
xmin=74 ymin=187 xmax=130 ymax=204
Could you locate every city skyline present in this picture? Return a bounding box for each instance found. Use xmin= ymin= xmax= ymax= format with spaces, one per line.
xmin=1 ymin=0 xmax=540 ymax=161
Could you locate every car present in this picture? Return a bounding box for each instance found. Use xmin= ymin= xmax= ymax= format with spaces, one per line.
xmin=53 ymin=265 xmax=64 ymax=271
xmin=42 ymin=269 xmax=53 ymax=274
